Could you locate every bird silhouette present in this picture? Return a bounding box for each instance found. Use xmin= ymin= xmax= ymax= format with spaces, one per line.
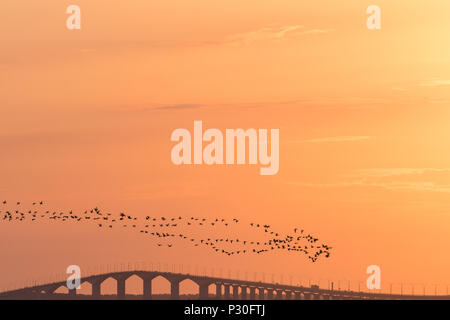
xmin=0 ymin=200 xmax=332 ymax=262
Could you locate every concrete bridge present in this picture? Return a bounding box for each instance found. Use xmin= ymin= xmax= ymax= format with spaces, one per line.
xmin=0 ymin=271 xmax=449 ymax=300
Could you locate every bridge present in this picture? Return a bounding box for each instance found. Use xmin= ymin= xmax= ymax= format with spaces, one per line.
xmin=1 ymin=270 xmax=449 ymax=300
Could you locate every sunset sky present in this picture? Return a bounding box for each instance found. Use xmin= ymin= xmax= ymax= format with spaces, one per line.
xmin=1 ymin=0 xmax=450 ymax=295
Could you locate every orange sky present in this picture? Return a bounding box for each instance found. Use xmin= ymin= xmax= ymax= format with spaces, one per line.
xmin=1 ymin=0 xmax=450 ymax=295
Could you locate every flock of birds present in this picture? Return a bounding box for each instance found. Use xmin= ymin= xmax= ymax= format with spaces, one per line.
xmin=0 ymin=200 xmax=332 ymax=262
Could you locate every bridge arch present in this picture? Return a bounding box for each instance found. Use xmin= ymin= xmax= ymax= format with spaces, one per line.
xmin=52 ymin=284 xmax=69 ymax=295
xmin=151 ymin=274 xmax=171 ymax=298
xmin=179 ymin=278 xmax=199 ymax=298
xmin=125 ymin=274 xmax=143 ymax=297
xmin=98 ymin=277 xmax=118 ymax=297
xmin=76 ymin=281 xmax=92 ymax=296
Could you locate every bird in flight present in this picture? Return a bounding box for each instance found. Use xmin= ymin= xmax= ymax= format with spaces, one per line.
xmin=0 ymin=200 xmax=332 ymax=262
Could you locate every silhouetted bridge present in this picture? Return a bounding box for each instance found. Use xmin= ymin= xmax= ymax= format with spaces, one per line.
xmin=1 ymin=271 xmax=449 ymax=300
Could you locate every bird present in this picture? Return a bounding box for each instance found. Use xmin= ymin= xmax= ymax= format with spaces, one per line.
xmin=0 ymin=201 xmax=332 ymax=262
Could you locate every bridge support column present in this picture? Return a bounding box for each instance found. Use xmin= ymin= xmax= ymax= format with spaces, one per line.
xmin=224 ymin=285 xmax=231 ymax=299
xmin=232 ymin=285 xmax=239 ymax=300
xmin=267 ymin=289 xmax=274 ymax=300
xmin=303 ymin=293 xmax=311 ymax=300
xmin=69 ymin=288 xmax=77 ymax=297
xmin=92 ymin=281 xmax=101 ymax=297
xmin=143 ymin=278 xmax=152 ymax=299
xmin=240 ymin=286 xmax=247 ymax=300
xmin=294 ymin=292 xmax=301 ymax=300
xmin=249 ymin=287 xmax=256 ymax=300
xmin=258 ymin=288 xmax=265 ymax=299
xmin=285 ymin=291 xmax=292 ymax=300
xmin=313 ymin=293 xmax=320 ymax=300
xmin=216 ymin=283 xmax=222 ymax=299
xmin=276 ymin=289 xmax=283 ymax=300
xmin=199 ymin=283 xmax=209 ymax=299
xmin=117 ymin=278 xmax=126 ymax=299
xmin=170 ymin=281 xmax=180 ymax=300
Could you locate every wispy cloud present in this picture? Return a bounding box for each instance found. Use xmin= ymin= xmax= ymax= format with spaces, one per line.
xmin=394 ymin=79 xmax=450 ymax=91
xmin=419 ymin=79 xmax=450 ymax=87
xmin=287 ymin=168 xmax=450 ymax=193
xmin=225 ymin=25 xmax=334 ymax=45
xmin=116 ymin=103 xmax=204 ymax=112
xmin=348 ymin=168 xmax=450 ymax=178
xmin=193 ymin=25 xmax=334 ymax=47
xmin=228 ymin=25 xmax=304 ymax=42
xmin=301 ymin=28 xmax=334 ymax=35
xmin=152 ymin=104 xmax=203 ymax=111
xmin=296 ymin=136 xmax=374 ymax=143
xmin=286 ymin=180 xmax=450 ymax=193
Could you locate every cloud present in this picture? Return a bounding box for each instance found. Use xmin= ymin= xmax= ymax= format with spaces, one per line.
xmin=391 ymin=79 xmax=450 ymax=92
xmin=286 ymin=180 xmax=450 ymax=193
xmin=348 ymin=168 xmax=450 ymax=178
xmin=152 ymin=104 xmax=203 ymax=111
xmin=118 ymin=95 xmax=386 ymax=114
xmin=296 ymin=136 xmax=374 ymax=143
xmin=419 ymin=79 xmax=450 ymax=87
xmin=194 ymin=25 xmax=334 ymax=47
xmin=287 ymin=180 xmax=450 ymax=193
xmin=287 ymin=168 xmax=450 ymax=193
xmin=226 ymin=25 xmax=304 ymax=43
xmin=228 ymin=25 xmax=334 ymax=44
xmin=301 ymin=28 xmax=335 ymax=35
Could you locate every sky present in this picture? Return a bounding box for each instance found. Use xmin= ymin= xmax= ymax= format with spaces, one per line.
xmin=1 ymin=0 xmax=450 ymax=295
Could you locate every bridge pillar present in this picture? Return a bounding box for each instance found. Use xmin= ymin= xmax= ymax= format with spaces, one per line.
xmin=143 ymin=278 xmax=152 ymax=299
xmin=275 ymin=289 xmax=283 ymax=300
xmin=199 ymin=283 xmax=209 ymax=299
xmin=224 ymin=284 xmax=231 ymax=299
xmin=258 ymin=288 xmax=265 ymax=299
xmin=313 ymin=293 xmax=320 ymax=300
xmin=92 ymin=281 xmax=101 ymax=297
xmin=322 ymin=294 xmax=330 ymax=300
xmin=117 ymin=278 xmax=126 ymax=299
xmin=294 ymin=292 xmax=301 ymax=300
xmin=170 ymin=280 xmax=180 ymax=300
xmin=285 ymin=291 xmax=292 ymax=300
xmin=241 ymin=286 xmax=247 ymax=300
xmin=249 ymin=287 xmax=256 ymax=300
xmin=215 ymin=283 xmax=222 ymax=299
xmin=303 ymin=293 xmax=311 ymax=300
xmin=232 ymin=285 xmax=239 ymax=300
xmin=69 ymin=288 xmax=77 ymax=297
xmin=267 ymin=289 xmax=274 ymax=300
